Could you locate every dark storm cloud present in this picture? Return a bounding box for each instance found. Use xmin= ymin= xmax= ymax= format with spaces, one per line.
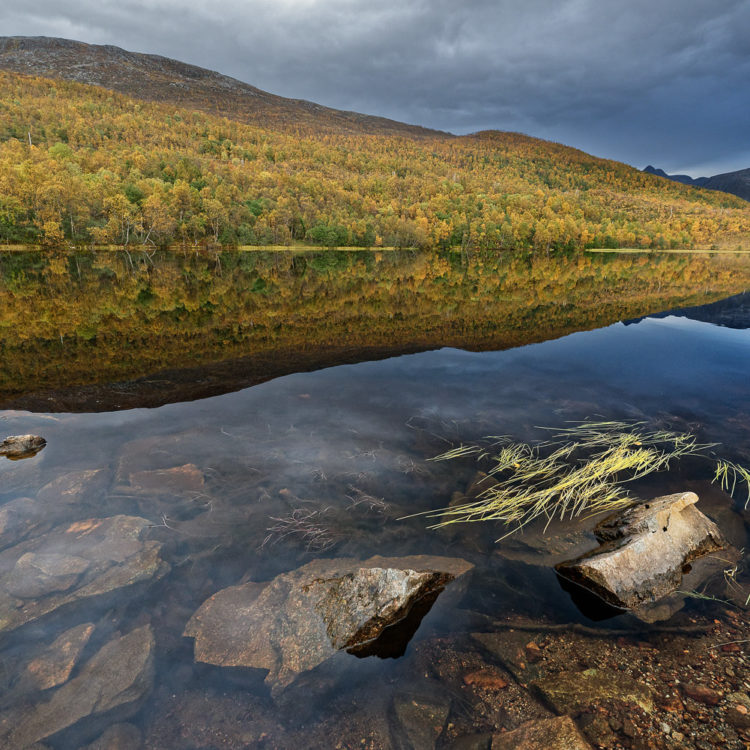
xmin=2 ymin=0 xmax=749 ymax=174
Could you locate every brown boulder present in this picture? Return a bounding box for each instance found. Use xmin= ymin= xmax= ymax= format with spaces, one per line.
xmin=0 ymin=435 xmax=46 ymax=460
xmin=557 ymin=492 xmax=727 ymax=609
xmin=185 ymin=554 xmax=473 ymax=695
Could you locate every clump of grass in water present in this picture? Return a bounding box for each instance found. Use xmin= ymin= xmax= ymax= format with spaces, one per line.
xmin=406 ymin=420 xmax=749 ymax=540
xmin=714 ymin=460 xmax=750 ymax=508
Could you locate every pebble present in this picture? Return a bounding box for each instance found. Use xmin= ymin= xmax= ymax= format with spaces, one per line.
xmin=462 ymin=670 xmax=509 ymax=690
xmin=720 ymin=643 xmax=742 ymax=653
xmin=681 ymin=683 xmax=723 ymax=706
xmin=524 ymin=642 xmax=542 ymax=664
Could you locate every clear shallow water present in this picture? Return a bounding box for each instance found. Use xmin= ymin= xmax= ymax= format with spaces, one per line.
xmin=0 ymin=251 xmax=749 ymax=748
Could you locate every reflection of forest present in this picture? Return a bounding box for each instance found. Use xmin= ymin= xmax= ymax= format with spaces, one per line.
xmin=1 ymin=249 xmax=749 ymax=411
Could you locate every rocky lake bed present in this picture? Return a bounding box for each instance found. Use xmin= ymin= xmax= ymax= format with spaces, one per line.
xmin=0 ymin=410 xmax=748 ymax=750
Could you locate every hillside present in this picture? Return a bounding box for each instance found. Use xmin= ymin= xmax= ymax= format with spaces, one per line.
xmin=0 ymin=70 xmax=749 ymax=250
xmin=644 ymin=165 xmax=750 ymax=202
xmin=0 ymin=36 xmax=443 ymax=138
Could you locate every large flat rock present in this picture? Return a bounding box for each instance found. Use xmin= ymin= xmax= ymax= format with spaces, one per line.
xmin=184 ymin=554 xmax=473 ymax=696
xmin=25 ymin=622 xmax=96 ymax=690
xmin=556 ymin=492 xmax=727 ymax=609
xmin=0 ymin=515 xmax=170 ymax=633
xmin=0 ymin=625 xmax=154 ymax=749
xmin=531 ymin=669 xmax=654 ymax=714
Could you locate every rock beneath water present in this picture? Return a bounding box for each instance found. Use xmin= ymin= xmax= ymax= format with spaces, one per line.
xmin=463 ymin=668 xmax=509 ymax=690
xmin=681 ymin=683 xmax=723 ymax=706
xmin=725 ymin=692 xmax=750 ymax=730
xmin=494 ymin=514 xmax=598 ymax=568
xmin=391 ymin=691 xmax=451 ymax=749
xmin=556 ymin=492 xmax=727 ymax=610
xmin=531 ymin=669 xmax=654 ymax=714
xmin=184 ymin=555 xmax=473 ymax=696
xmin=446 ymin=735 xmax=493 ymax=750
xmin=0 ymin=472 xmax=110 ymax=554
xmin=80 ymin=723 xmax=142 ymax=750
xmin=119 ymin=464 xmax=205 ymax=496
xmin=0 ymin=516 xmax=170 ymax=633
xmin=1 ymin=625 xmax=154 ymax=749
xmin=25 ymin=623 xmax=95 ymax=690
xmin=0 ymin=435 xmax=46 ymax=460
xmin=472 ymin=630 xmax=545 ymax=683
xmin=37 ymin=469 xmax=109 ymax=506
xmin=7 ymin=552 xmax=91 ymax=598
xmin=491 ymin=716 xmax=592 ymax=750
xmin=0 ymin=498 xmax=42 ymax=551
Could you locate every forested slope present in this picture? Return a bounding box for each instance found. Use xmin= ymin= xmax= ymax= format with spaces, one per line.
xmin=1 ymin=72 xmax=748 ymax=250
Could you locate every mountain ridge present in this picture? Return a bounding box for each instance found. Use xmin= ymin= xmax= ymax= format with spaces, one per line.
xmin=644 ymin=165 xmax=750 ymax=202
xmin=0 ymin=36 xmax=447 ymax=138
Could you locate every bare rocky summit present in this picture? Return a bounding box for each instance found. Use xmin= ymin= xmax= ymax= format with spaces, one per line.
xmin=0 ymin=36 xmax=445 ymax=138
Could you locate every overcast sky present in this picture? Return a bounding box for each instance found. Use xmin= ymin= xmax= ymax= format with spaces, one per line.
xmin=2 ymin=0 xmax=748 ymax=176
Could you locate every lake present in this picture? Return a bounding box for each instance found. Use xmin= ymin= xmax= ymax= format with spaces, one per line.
xmin=1 ymin=248 xmax=749 ymax=749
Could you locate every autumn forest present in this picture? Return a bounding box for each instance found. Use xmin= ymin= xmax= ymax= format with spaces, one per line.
xmin=1 ymin=71 xmax=749 ymax=252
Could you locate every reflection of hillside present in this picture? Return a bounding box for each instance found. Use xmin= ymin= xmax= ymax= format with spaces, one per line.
xmin=1 ymin=249 xmax=749 ymax=412
xmin=625 ymin=291 xmax=750 ymax=330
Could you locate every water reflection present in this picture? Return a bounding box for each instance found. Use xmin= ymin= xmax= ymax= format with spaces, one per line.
xmin=2 ymin=248 xmax=750 ymax=410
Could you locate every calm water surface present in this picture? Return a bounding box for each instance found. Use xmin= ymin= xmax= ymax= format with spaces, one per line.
xmin=1 ymin=249 xmax=749 ymax=748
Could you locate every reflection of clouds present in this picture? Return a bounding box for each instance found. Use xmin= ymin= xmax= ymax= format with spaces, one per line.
xmin=4 ymin=312 xmax=750 ymax=556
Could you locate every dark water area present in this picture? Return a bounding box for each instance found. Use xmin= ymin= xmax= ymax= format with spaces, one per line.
xmin=1 ymin=249 xmax=750 ymax=748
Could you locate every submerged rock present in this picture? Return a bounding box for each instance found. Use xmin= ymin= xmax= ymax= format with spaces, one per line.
xmin=0 ymin=471 xmax=110 ymax=555
xmin=37 ymin=469 xmax=109 ymax=506
xmin=1 ymin=625 xmax=154 ymax=749
xmin=471 ymin=630 xmax=545 ymax=683
xmin=0 ymin=435 xmax=46 ymax=460
xmin=184 ymin=554 xmax=473 ymax=696
xmin=531 ymin=668 xmax=654 ymax=714
xmin=25 ymin=623 xmax=95 ymax=690
xmin=491 ymin=716 xmax=592 ymax=750
xmin=80 ymin=723 xmax=142 ymax=750
xmin=0 ymin=516 xmax=170 ymax=633
xmin=125 ymin=464 xmax=205 ymax=495
xmin=391 ymin=690 xmax=452 ymax=749
xmin=556 ymin=492 xmax=727 ymax=610
xmin=0 ymin=498 xmax=43 ymax=551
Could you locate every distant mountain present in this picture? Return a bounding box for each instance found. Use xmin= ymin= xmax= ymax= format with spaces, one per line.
xmin=644 ymin=165 xmax=750 ymax=202
xmin=0 ymin=36 xmax=444 ymax=138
